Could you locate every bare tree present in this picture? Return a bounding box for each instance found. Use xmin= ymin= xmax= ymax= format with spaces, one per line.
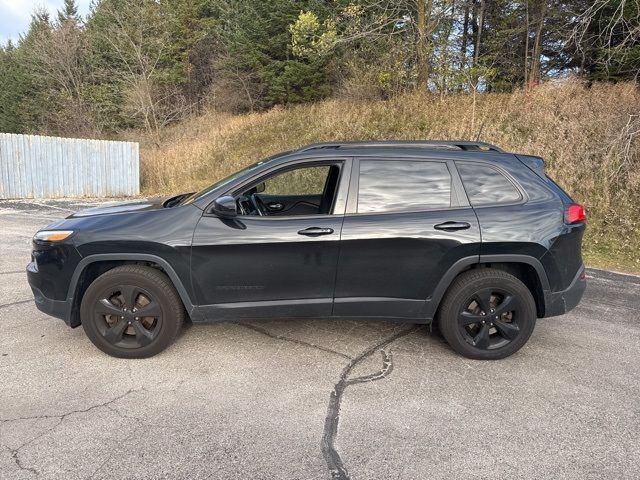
xmin=21 ymin=12 xmax=92 ymax=134
xmin=569 ymin=0 xmax=640 ymax=78
xmin=416 ymin=0 xmax=436 ymax=89
xmin=289 ymin=1 xmax=456 ymax=92
xmin=210 ymin=57 xmax=263 ymax=113
xmin=92 ymin=0 xmax=191 ymax=139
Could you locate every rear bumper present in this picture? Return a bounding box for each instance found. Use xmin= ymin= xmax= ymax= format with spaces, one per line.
xmin=27 ymin=261 xmax=71 ymax=325
xmin=544 ymin=265 xmax=586 ymax=318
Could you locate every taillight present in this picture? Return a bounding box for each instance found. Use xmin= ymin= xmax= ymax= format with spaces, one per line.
xmin=565 ymin=203 xmax=586 ymax=224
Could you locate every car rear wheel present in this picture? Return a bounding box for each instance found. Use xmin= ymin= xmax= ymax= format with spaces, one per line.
xmin=438 ymin=269 xmax=537 ymax=360
xmin=80 ymin=265 xmax=184 ymax=358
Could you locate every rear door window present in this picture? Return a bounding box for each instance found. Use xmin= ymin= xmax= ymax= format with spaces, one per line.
xmin=456 ymin=162 xmax=522 ymax=205
xmin=357 ymin=160 xmax=452 ymax=213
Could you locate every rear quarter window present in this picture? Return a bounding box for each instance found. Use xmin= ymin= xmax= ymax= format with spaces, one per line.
xmin=456 ymin=162 xmax=522 ymax=205
xmin=357 ymin=160 xmax=452 ymax=213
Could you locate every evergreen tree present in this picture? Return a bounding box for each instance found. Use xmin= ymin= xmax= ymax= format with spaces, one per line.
xmin=0 ymin=42 xmax=28 ymax=133
xmin=57 ymin=0 xmax=81 ymax=26
xmin=0 ymin=0 xmax=638 ymax=136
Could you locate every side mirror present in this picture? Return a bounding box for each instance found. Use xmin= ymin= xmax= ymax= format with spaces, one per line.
xmin=254 ymin=182 xmax=266 ymax=194
xmin=211 ymin=195 xmax=237 ymax=217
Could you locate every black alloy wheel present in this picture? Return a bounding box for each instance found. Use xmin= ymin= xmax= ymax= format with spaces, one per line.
xmin=438 ymin=269 xmax=537 ymax=360
xmin=81 ymin=265 xmax=184 ymax=358
xmin=93 ymin=284 xmax=162 ymax=349
xmin=458 ymin=288 xmax=522 ymax=351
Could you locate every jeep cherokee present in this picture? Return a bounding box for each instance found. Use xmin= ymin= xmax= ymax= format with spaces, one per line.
xmin=26 ymin=140 xmax=587 ymax=359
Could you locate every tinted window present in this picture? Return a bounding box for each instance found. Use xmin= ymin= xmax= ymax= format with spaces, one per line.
xmin=358 ymin=160 xmax=452 ymax=213
xmin=262 ymin=166 xmax=330 ymax=196
xmin=457 ymin=162 xmax=521 ymax=205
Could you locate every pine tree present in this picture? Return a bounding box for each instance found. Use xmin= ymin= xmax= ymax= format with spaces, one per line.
xmin=0 ymin=41 xmax=28 ymax=133
xmin=57 ymin=0 xmax=81 ymax=26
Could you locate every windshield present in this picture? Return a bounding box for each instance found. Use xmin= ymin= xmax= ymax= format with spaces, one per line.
xmin=179 ymin=160 xmax=265 ymax=206
xmin=179 ymin=149 xmax=298 ymax=206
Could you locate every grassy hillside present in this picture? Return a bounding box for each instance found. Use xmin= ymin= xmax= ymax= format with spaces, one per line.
xmin=136 ymin=81 xmax=640 ymax=273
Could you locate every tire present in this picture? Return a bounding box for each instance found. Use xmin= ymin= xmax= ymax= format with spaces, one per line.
xmin=437 ymin=269 xmax=537 ymax=360
xmin=80 ymin=265 xmax=184 ymax=358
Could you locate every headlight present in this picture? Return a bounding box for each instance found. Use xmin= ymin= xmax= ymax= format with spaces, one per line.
xmin=33 ymin=230 xmax=74 ymax=242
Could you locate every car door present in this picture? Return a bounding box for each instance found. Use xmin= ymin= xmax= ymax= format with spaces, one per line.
xmin=333 ymin=157 xmax=481 ymax=319
xmin=191 ymin=159 xmax=350 ymax=320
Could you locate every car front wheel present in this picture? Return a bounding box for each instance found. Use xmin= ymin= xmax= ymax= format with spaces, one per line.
xmin=438 ymin=269 xmax=537 ymax=360
xmin=80 ymin=265 xmax=184 ymax=358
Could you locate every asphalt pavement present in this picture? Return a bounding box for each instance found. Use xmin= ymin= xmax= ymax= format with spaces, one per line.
xmin=0 ymin=198 xmax=639 ymax=480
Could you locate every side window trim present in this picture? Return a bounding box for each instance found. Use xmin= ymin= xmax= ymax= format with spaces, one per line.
xmin=332 ymin=158 xmax=352 ymax=215
xmin=345 ymin=157 xmax=360 ymax=214
xmin=447 ymin=159 xmax=471 ymax=208
xmin=345 ymin=157 xmax=469 ymax=215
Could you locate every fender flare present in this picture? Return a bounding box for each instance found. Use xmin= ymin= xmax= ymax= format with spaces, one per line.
xmin=66 ymin=254 xmax=198 ymax=326
xmin=480 ymin=254 xmax=550 ymax=291
xmin=424 ymin=254 xmax=550 ymax=319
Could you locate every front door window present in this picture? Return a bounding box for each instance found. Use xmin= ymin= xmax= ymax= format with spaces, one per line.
xmin=235 ymin=164 xmax=341 ymax=216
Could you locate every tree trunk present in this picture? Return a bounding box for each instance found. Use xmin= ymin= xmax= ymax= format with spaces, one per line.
xmin=528 ymin=0 xmax=547 ymax=86
xmin=473 ymin=0 xmax=485 ymax=66
xmin=524 ymin=0 xmax=530 ymax=86
xmin=416 ymin=0 xmax=435 ymax=90
xmin=461 ymin=0 xmax=470 ymax=64
xmin=416 ymin=0 xmax=428 ymax=90
xmin=439 ymin=0 xmax=455 ymax=96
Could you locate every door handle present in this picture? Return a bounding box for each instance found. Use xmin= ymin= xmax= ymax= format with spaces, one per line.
xmin=434 ymin=221 xmax=471 ymax=232
xmin=267 ymin=202 xmax=284 ymax=211
xmin=297 ymin=227 xmax=334 ymax=236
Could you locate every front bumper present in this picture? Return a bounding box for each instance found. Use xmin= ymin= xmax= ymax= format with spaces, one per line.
xmin=27 ymin=261 xmax=71 ymax=325
xmin=544 ymin=265 xmax=587 ymax=318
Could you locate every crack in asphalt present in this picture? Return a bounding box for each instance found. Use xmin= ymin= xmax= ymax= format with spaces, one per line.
xmin=1 ymin=389 xmax=139 ymax=477
xmin=5 ymin=446 xmax=39 ymax=477
xmin=86 ymin=453 xmax=114 ymax=480
xmin=0 ymin=270 xmax=24 ymax=276
xmin=85 ymin=422 xmax=146 ymax=480
xmin=321 ymin=326 xmax=420 ymax=480
xmin=0 ymin=389 xmax=139 ymax=424
xmin=235 ymin=322 xmax=353 ymax=360
xmin=234 ymin=321 xmax=419 ymax=479
xmin=0 ymin=299 xmax=32 ymax=309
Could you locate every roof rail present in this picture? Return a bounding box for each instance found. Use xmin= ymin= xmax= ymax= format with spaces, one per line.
xmin=298 ymin=140 xmax=505 ymax=153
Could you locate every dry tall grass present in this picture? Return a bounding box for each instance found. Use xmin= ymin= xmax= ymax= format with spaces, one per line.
xmin=138 ymin=81 xmax=640 ymax=271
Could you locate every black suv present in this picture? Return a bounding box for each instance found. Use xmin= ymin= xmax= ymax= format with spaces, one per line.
xmin=27 ymin=141 xmax=586 ymax=360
